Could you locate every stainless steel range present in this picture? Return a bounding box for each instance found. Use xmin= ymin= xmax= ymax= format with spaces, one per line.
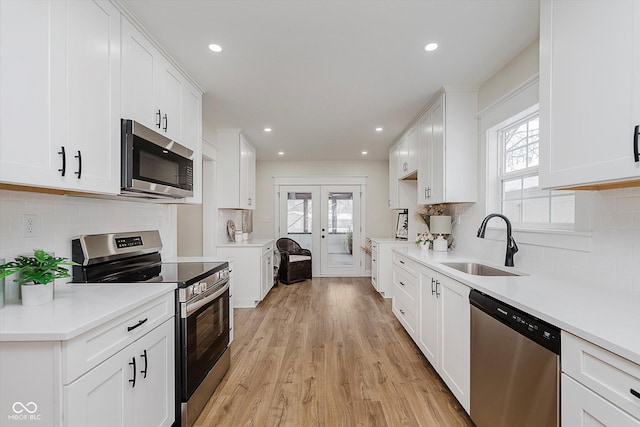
xmin=71 ymin=230 xmax=230 ymax=427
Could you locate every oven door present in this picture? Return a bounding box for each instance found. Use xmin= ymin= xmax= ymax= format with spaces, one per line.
xmin=180 ymin=281 xmax=230 ymax=400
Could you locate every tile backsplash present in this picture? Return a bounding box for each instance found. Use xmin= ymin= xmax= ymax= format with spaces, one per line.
xmin=451 ymin=188 xmax=640 ymax=296
xmin=0 ymin=190 xmax=177 ymax=298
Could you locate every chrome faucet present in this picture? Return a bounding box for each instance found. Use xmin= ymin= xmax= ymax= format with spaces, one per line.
xmin=477 ymin=213 xmax=518 ymax=267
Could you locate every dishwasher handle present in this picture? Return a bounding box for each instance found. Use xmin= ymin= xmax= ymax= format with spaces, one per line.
xmin=470 ymin=289 xmax=561 ymax=355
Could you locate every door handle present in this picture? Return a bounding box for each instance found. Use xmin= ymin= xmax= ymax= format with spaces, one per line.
xmin=156 ymin=110 xmax=162 ymax=128
xmin=74 ymin=151 xmax=82 ymax=179
xmin=162 ymin=113 xmax=168 ymax=132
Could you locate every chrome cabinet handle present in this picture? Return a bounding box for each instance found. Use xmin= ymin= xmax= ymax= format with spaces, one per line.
xmin=431 ymin=278 xmax=436 ymax=295
xmin=156 ymin=110 xmax=162 ymax=128
xmin=631 ymin=389 xmax=640 ymax=399
xmin=399 ymin=309 xmax=405 ymax=315
xmin=58 ymin=146 xmax=66 ymax=176
xmin=399 ymin=281 xmax=406 ymax=287
xmin=129 ymin=357 xmax=136 ymax=387
xmin=162 ymin=113 xmax=168 ymax=132
xmin=399 ymin=260 xmax=405 ymax=264
xmin=435 ymin=280 xmax=441 ymax=297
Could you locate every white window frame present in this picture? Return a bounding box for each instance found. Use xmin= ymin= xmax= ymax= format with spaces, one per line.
xmin=481 ymin=81 xmax=592 ymax=252
xmin=496 ymin=111 xmax=575 ymax=230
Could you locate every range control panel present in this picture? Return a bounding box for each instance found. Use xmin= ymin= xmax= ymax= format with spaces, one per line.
xmin=115 ymin=236 xmax=144 ymax=249
xmin=470 ymin=289 xmax=560 ymax=354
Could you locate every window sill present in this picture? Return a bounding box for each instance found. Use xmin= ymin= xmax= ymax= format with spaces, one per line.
xmin=484 ymin=226 xmax=592 ymax=252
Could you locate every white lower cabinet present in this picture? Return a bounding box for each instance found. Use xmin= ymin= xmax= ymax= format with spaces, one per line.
xmin=562 ymin=331 xmax=640 ymax=426
xmin=64 ymin=319 xmax=174 ymax=427
xmin=370 ymin=238 xmax=409 ymax=298
xmin=392 ymin=253 xmax=419 ymax=339
xmin=217 ymin=240 xmax=274 ymax=308
xmin=563 ymin=374 xmax=640 ymax=427
xmin=417 ymin=266 xmax=470 ymax=413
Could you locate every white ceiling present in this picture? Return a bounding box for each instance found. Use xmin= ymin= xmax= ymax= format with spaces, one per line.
xmin=122 ymin=0 xmax=540 ymax=161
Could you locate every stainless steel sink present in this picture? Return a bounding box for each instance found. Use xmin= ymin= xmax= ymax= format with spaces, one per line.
xmin=441 ymin=262 xmax=524 ymax=277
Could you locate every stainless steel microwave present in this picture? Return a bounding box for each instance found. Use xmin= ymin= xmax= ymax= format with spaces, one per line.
xmin=121 ymin=119 xmax=194 ymax=199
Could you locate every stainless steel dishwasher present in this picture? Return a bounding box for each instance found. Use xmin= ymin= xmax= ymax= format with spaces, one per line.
xmin=469 ymin=290 xmax=560 ymax=427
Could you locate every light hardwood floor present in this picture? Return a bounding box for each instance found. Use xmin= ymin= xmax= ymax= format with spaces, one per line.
xmin=194 ymin=277 xmax=474 ymax=427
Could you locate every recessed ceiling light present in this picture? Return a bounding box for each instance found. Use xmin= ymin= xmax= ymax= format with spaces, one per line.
xmin=264 ymin=128 xmax=272 ymax=132
xmin=375 ymin=127 xmax=383 ymax=132
xmin=278 ymin=151 xmax=285 ymax=156
xmin=424 ymin=42 xmax=438 ymax=52
xmin=208 ymin=43 xmax=222 ymax=53
xmin=362 ymin=151 xmax=368 ymax=155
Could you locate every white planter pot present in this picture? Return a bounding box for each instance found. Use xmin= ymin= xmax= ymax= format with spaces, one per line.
xmin=21 ymin=283 xmax=54 ymax=306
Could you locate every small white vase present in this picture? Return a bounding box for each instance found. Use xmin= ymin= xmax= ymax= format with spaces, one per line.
xmin=21 ymin=283 xmax=54 ymax=306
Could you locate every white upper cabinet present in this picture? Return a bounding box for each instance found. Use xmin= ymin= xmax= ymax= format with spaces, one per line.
xmin=217 ymin=130 xmax=256 ymax=210
xmin=0 ymin=0 xmax=120 ymax=194
xmin=121 ymin=17 xmax=186 ymax=144
xmin=417 ymin=89 xmax=477 ymax=205
xmin=397 ymin=126 xmax=418 ymax=178
xmin=539 ymin=0 xmax=640 ymax=189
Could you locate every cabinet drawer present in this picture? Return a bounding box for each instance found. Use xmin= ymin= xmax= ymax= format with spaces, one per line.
xmin=393 ymin=291 xmax=417 ymax=337
xmin=62 ymin=292 xmax=174 ymax=384
xmin=562 ymin=374 xmax=640 ymax=427
xmin=393 ymin=264 xmax=418 ymax=302
xmin=262 ymin=241 xmax=274 ymax=256
xmin=563 ymin=332 xmax=640 ymax=419
xmin=393 ymin=253 xmax=418 ymax=277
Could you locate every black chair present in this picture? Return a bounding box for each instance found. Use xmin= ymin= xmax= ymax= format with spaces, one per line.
xmin=276 ymin=238 xmax=312 ymax=284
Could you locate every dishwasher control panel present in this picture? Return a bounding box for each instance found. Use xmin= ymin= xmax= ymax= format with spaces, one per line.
xmin=470 ymin=289 xmax=560 ymax=354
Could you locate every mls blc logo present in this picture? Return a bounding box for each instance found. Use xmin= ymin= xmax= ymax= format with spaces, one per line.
xmin=8 ymin=401 xmax=41 ymax=421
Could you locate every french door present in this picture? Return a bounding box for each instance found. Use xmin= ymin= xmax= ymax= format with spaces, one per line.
xmin=278 ymin=185 xmax=362 ymax=276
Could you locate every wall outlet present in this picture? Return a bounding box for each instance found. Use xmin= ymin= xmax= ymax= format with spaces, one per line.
xmin=23 ymin=214 xmax=39 ymax=237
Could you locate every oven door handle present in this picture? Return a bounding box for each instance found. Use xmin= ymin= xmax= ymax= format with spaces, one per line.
xmin=182 ymin=281 xmax=229 ymax=318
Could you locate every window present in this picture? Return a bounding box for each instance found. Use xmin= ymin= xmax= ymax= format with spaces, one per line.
xmin=497 ymin=113 xmax=574 ymax=227
xmin=287 ymin=192 xmax=312 ymax=233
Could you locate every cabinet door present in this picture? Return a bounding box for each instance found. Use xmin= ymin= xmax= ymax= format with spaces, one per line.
xmin=438 ymin=276 xmax=470 ymax=413
xmin=134 ymin=319 xmax=175 ymax=427
xmin=405 ymin=126 xmax=418 ymax=174
xmin=239 ymin=135 xmax=256 ymax=209
xmin=0 ymin=0 xmax=67 ymax=189
xmin=563 ymin=374 xmax=640 ymax=427
xmin=64 ymin=345 xmax=136 ymax=427
xmin=388 ymin=145 xmax=400 ymax=208
xmin=417 ymin=111 xmax=432 ymax=204
xmin=429 ymin=95 xmax=446 ymax=203
xmin=261 ymin=251 xmax=273 ymax=300
xmin=418 ymin=270 xmax=439 ymax=367
xmin=66 ymin=0 xmax=120 ymax=194
xmin=121 ymin=18 xmax=158 ymax=130
xmin=155 ymin=57 xmax=184 ymax=142
xmin=540 ymin=0 xmax=640 ymax=189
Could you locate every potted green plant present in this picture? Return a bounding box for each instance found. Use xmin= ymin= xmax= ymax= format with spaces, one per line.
xmin=0 ymin=250 xmax=76 ymax=306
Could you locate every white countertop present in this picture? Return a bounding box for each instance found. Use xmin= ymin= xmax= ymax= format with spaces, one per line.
xmin=217 ymin=238 xmax=274 ymax=248
xmin=393 ymin=246 xmax=640 ymax=365
xmin=0 ymin=283 xmax=176 ymax=342
xmin=369 ymin=237 xmax=410 ymax=244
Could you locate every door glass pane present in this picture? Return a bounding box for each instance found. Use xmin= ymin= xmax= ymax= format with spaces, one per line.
xmin=287 ymin=192 xmax=312 ymax=250
xmin=327 ymin=192 xmax=353 ymax=267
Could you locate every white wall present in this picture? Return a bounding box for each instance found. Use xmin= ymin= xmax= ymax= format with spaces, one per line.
xmin=448 ymin=40 xmax=640 ymax=295
xmin=0 ymin=190 xmax=177 ymax=299
xmin=253 ymin=160 xmax=395 ymax=241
